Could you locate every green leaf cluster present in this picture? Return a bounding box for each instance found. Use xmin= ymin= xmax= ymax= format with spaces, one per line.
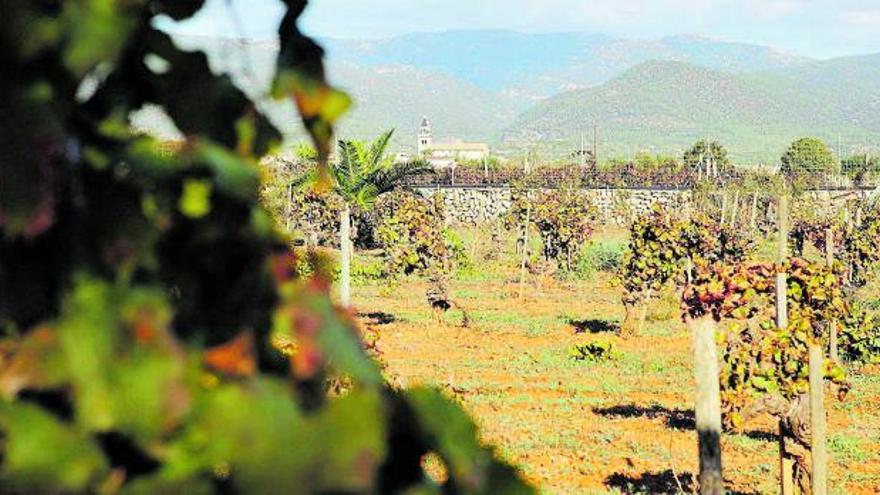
xmin=620 ymin=207 xmax=755 ymax=306
xmin=681 ymin=259 xmax=850 ymax=429
xmin=375 ymin=191 xmax=453 ymax=279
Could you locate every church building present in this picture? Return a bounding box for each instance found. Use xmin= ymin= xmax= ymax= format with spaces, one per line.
xmin=418 ymin=117 xmax=489 ymax=168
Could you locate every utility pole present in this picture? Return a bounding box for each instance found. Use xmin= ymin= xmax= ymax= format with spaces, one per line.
xmin=593 ymin=125 xmax=599 ymax=167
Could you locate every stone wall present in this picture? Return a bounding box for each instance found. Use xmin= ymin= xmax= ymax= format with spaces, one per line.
xmin=415 ymin=186 xmax=874 ymax=225
xmin=416 ymin=187 xmax=512 ymax=224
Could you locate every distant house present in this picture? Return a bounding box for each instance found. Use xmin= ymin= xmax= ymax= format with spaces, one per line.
xmin=418 ymin=117 xmax=489 ymax=168
xmin=393 ymin=152 xmax=411 ymax=164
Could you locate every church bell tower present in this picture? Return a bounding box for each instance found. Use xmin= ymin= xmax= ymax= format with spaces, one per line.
xmin=418 ymin=116 xmax=432 ymax=156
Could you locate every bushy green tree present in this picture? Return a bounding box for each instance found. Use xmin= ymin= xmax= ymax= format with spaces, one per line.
xmin=781 ymin=137 xmax=836 ymax=175
xmin=634 ymin=152 xmax=680 ymax=171
xmin=842 ymin=154 xmax=880 ymax=184
xmin=683 ymin=140 xmax=730 ymax=175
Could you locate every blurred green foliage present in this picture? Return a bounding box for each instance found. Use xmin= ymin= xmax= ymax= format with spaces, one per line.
xmin=0 ymin=1 xmax=532 ymax=493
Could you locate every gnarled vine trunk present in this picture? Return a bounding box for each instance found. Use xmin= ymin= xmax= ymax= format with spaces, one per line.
xmin=340 ymin=202 xmax=351 ymax=307
xmin=620 ymin=302 xmax=640 ymax=338
xmin=620 ymin=289 xmax=652 ymax=338
xmin=780 ymin=395 xmax=813 ymax=495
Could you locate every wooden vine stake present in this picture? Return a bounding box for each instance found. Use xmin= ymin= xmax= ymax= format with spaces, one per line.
xmin=720 ymin=192 xmax=728 ymax=226
xmin=776 ymin=194 xmax=789 ymax=330
xmin=804 ymin=227 xmax=834 ymax=495
xmin=825 ymin=228 xmax=838 ymax=360
xmin=776 ymin=193 xmax=795 ymax=495
xmin=470 ymin=221 xmax=480 ymax=260
xmin=809 ymin=344 xmax=828 ymax=495
xmin=518 ymin=191 xmax=531 ymax=300
xmin=730 ymin=191 xmax=740 ymax=229
xmin=749 ymin=192 xmax=758 ymax=233
xmin=690 ymin=315 xmax=724 ymax=495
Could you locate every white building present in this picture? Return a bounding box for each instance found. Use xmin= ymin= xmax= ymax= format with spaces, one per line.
xmin=418 ymin=117 xmax=489 ymax=168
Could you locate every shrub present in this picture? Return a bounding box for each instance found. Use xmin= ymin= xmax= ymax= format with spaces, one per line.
xmin=506 ymin=186 xmax=598 ymax=273
xmin=838 ymin=303 xmax=880 ymax=366
xmin=531 ymin=188 xmax=598 ymax=272
xmin=375 ymin=190 xmax=451 ymax=278
xmin=576 ymin=240 xmax=626 ymax=279
xmin=620 ymin=206 xmax=756 ymax=336
xmin=443 ymin=227 xmax=472 ymax=271
xmin=842 ymin=154 xmax=880 ymax=185
xmin=789 ymin=204 xmax=880 ymax=288
xmin=681 ymin=260 xmax=849 ymax=430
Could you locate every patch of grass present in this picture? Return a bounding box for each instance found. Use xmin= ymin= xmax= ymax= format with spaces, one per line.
xmin=727 ymin=432 xmax=768 ymax=450
xmin=829 ymin=433 xmax=871 ymax=463
xmin=575 ymin=239 xmax=627 ymax=280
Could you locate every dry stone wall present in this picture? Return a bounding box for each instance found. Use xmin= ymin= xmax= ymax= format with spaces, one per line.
xmin=415 ymin=186 xmax=875 ymax=225
xmin=415 ymin=187 xmax=692 ymax=225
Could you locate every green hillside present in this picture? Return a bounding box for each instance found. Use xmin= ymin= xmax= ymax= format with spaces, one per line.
xmin=329 ymin=62 xmax=519 ymax=149
xmin=505 ymin=58 xmax=880 ymax=164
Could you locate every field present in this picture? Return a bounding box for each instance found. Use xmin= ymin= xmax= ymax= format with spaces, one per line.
xmin=351 ymin=227 xmax=880 ymax=494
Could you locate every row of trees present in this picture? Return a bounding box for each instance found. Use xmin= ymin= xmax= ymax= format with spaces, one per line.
xmin=405 ymin=137 xmax=879 ymax=190
xmin=596 ymin=137 xmax=875 ymax=178
xmin=596 ymin=137 xmax=873 ymax=177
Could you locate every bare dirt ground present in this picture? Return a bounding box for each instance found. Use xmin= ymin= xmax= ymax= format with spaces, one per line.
xmin=352 ymin=231 xmax=880 ymax=494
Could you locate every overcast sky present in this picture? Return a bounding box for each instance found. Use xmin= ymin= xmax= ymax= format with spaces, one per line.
xmin=158 ymin=0 xmax=880 ymax=59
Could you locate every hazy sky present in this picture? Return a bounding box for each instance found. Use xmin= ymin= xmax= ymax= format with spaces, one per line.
xmin=159 ymin=0 xmax=880 ymax=58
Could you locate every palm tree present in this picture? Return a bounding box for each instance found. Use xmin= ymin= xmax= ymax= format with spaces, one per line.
xmin=297 ymin=129 xmax=433 ymax=307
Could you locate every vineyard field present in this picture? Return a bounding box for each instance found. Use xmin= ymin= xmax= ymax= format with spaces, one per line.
xmin=352 ymin=228 xmax=880 ymax=494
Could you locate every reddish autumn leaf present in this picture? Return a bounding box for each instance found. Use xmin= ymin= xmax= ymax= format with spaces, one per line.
xmin=204 ymin=331 xmax=257 ymax=377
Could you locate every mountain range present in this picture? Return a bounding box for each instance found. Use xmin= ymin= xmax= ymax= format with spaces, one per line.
xmin=137 ymin=30 xmax=880 ymax=163
xmin=508 ymin=55 xmax=880 ymax=161
xmin=322 ymin=31 xmax=806 ymax=100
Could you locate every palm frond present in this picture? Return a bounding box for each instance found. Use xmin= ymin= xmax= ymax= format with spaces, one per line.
xmin=366 ymin=129 xmax=395 ymax=170
xmin=289 ymin=169 xmax=318 ymax=191
xmin=372 ymin=160 xmax=436 ymax=194
xmin=330 ymin=130 xmax=431 ymax=206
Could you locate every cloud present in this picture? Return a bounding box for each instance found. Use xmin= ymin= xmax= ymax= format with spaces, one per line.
xmin=740 ymin=0 xmax=807 ymax=22
xmin=839 ymin=8 xmax=880 ymax=27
